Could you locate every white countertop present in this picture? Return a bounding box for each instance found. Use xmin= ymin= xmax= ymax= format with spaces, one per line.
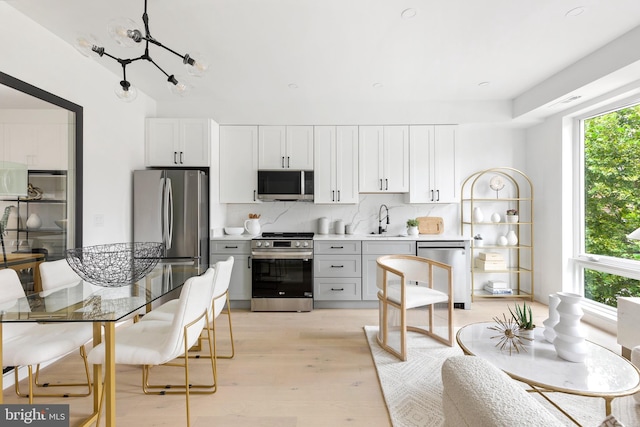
xmin=212 ymin=233 xmax=469 ymax=241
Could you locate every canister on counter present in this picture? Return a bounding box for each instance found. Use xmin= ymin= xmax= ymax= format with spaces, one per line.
xmin=334 ymin=220 xmax=344 ymax=234
xmin=318 ymin=217 xmax=329 ymax=234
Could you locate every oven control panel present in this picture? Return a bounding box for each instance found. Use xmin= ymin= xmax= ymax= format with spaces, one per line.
xmin=252 ymin=240 xmax=312 ymax=249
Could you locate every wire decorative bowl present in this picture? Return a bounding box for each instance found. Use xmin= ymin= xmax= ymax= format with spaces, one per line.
xmin=65 ymin=242 xmax=164 ymax=287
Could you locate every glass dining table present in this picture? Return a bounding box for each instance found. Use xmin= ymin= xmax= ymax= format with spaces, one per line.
xmin=0 ymin=262 xmax=203 ymax=427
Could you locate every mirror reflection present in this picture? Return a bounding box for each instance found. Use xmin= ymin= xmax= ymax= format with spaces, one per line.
xmin=0 ymin=76 xmax=80 ymax=294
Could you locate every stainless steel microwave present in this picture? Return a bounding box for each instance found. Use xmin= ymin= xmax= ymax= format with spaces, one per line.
xmin=257 ymin=170 xmax=314 ymax=201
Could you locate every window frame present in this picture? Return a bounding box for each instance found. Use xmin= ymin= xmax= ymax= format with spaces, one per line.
xmin=572 ymin=94 xmax=640 ymax=320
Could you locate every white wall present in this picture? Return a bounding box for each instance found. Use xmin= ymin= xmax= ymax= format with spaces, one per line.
xmin=0 ymin=4 xmax=156 ymax=246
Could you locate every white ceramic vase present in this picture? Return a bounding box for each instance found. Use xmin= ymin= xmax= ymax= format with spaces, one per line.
xmin=26 ymin=213 xmax=42 ymax=230
xmin=506 ymin=230 xmax=518 ymax=246
xmin=497 ymin=235 xmax=508 ymax=246
xmin=244 ymin=219 xmax=261 ymax=236
xmin=490 ymin=212 xmax=501 ymax=223
xmin=472 ymin=207 xmax=484 ymax=223
xmin=543 ymin=293 xmax=560 ymax=343
xmin=552 ymin=292 xmax=588 ymax=362
xmin=407 ymin=226 xmax=419 ymax=236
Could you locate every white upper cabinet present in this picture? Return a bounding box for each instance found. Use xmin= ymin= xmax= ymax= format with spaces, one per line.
xmin=359 ymin=125 xmax=409 ymax=193
xmin=258 ymin=125 xmax=313 ymax=170
xmin=407 ymin=125 xmax=457 ymax=203
xmin=3 ymin=123 xmax=68 ymax=170
xmin=145 ymin=118 xmax=211 ymax=167
xmin=219 ymin=126 xmax=259 ymax=203
xmin=314 ymin=126 xmax=359 ymax=204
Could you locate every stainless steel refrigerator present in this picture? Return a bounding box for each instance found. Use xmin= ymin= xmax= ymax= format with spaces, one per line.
xmin=133 ymin=169 xmax=208 ymax=269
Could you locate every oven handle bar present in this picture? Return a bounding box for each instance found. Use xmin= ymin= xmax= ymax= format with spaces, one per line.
xmin=251 ymin=251 xmax=313 ymax=260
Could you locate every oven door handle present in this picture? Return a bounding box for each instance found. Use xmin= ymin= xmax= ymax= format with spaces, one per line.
xmin=251 ymin=251 xmax=313 ymax=259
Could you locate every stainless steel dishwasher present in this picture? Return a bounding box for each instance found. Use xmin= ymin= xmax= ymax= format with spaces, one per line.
xmin=416 ymin=240 xmax=471 ymax=309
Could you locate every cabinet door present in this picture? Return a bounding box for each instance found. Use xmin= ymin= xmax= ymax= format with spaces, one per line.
xmin=211 ymin=254 xmax=251 ymax=300
xmin=432 ymin=125 xmax=457 ymax=203
xmin=335 ymin=126 xmax=359 ymax=203
xmin=286 ymin=126 xmax=314 ymax=169
xmin=258 ymin=126 xmax=286 ymax=169
xmin=358 ymin=126 xmax=384 ymax=192
xmin=4 ymin=124 xmax=67 ymax=170
xmin=408 ymin=125 xmax=434 ymax=203
xmin=180 ymin=119 xmax=210 ymax=167
xmin=145 ymin=119 xmax=180 ymax=166
xmin=313 ymin=126 xmax=336 ymax=203
xmin=383 ymin=126 xmax=409 ymax=192
xmin=220 ymin=126 xmax=259 ymax=203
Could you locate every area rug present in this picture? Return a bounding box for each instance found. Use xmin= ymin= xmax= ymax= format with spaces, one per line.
xmin=364 ymin=326 xmax=640 ymax=427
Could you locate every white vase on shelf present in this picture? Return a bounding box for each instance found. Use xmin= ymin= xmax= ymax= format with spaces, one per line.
xmin=26 ymin=213 xmax=42 ymax=230
xmin=497 ymin=235 xmax=508 ymax=246
xmin=543 ymin=293 xmax=560 ymax=343
xmin=490 ymin=212 xmax=501 ymax=223
xmin=553 ymin=292 xmax=588 ymax=362
xmin=472 ymin=207 xmax=484 ymax=223
xmin=506 ymin=230 xmax=518 ymax=246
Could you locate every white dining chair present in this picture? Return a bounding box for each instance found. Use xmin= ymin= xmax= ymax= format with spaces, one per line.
xmin=87 ymin=268 xmax=215 ymax=427
xmin=0 ymin=268 xmax=93 ymax=403
xmin=143 ymin=256 xmax=236 ymax=359
xmin=376 ymin=254 xmax=454 ymax=361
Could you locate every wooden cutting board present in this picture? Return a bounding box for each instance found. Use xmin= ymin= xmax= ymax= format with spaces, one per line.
xmin=417 ymin=217 xmax=444 ymax=234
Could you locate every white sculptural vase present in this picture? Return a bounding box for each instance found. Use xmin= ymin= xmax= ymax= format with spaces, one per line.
xmin=552 ymin=292 xmax=587 ymax=362
xmin=472 ymin=207 xmax=484 ymax=223
xmin=506 ymin=230 xmax=518 ymax=246
xmin=26 ymin=213 xmax=42 ymax=230
xmin=543 ymin=293 xmax=560 ymax=343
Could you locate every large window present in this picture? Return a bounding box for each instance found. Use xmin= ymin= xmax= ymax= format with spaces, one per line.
xmin=581 ymin=103 xmax=640 ymax=307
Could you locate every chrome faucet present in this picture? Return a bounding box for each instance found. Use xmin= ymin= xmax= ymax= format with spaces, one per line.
xmin=378 ymin=204 xmax=390 ymax=234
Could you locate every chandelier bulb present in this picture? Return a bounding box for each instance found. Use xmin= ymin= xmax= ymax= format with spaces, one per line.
xmin=74 ymin=33 xmax=102 ymax=57
xmin=115 ymin=80 xmax=138 ymax=102
xmin=184 ymin=52 xmax=209 ymax=77
xmin=108 ymin=17 xmax=141 ymax=48
xmin=167 ymin=75 xmax=192 ymax=97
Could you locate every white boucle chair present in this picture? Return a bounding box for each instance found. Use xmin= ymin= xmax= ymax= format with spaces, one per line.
xmin=87 ymin=268 xmax=215 ymax=427
xmin=143 ymin=256 xmax=235 ymax=359
xmin=376 ymin=254 xmax=453 ymax=361
xmin=0 ymin=268 xmax=93 ymax=403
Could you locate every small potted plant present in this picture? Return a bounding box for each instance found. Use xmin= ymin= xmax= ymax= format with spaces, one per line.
xmin=473 ymin=234 xmax=484 ymax=247
xmin=406 ymin=218 xmax=419 ymax=236
xmin=509 ymin=301 xmax=535 ymax=345
xmin=505 ymin=209 xmax=519 ymax=223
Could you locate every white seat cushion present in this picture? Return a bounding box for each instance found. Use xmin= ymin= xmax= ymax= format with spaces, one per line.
xmin=384 ymin=284 xmax=449 ymax=309
xmin=3 ymin=322 xmax=92 ymax=367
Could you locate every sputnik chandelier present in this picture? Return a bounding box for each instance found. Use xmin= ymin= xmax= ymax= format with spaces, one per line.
xmin=75 ymin=0 xmax=208 ymax=102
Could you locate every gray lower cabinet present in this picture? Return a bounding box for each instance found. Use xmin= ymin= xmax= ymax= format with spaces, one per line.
xmin=361 ymin=240 xmax=416 ymax=300
xmin=314 ymin=241 xmax=362 ymax=301
xmin=211 ymin=240 xmax=251 ymax=301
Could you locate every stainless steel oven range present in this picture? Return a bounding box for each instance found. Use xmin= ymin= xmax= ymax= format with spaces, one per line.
xmin=251 ymin=232 xmax=314 ymax=312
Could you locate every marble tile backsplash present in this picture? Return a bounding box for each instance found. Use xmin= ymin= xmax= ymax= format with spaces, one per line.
xmin=225 ymin=194 xmax=461 ymax=236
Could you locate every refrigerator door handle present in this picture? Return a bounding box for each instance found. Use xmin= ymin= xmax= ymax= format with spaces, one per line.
xmin=166 ymin=177 xmax=174 ymax=250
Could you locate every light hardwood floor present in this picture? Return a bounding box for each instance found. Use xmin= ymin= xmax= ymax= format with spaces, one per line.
xmin=2 ymin=300 xmax=619 ymax=427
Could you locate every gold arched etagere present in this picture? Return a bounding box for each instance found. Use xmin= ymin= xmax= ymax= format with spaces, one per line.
xmin=460 ymin=167 xmax=534 ymax=302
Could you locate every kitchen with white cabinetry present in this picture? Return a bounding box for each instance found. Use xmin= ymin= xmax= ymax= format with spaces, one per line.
xmin=145 ymin=118 xmax=213 ymax=167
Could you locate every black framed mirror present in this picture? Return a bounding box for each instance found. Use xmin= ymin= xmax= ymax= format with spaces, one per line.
xmin=0 ymin=71 xmax=83 ymax=261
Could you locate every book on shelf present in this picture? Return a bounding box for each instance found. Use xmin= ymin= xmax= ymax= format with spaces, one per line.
xmin=483 ymin=285 xmax=513 ymax=295
xmin=486 ymin=280 xmax=509 ymax=289
xmin=475 ymin=258 xmax=507 ymax=271
xmin=478 ymin=252 xmax=504 ymax=261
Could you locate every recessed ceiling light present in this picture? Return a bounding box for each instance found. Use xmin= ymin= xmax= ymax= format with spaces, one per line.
xmin=288 ymin=83 xmax=298 ymax=89
xmin=373 ymin=83 xmax=383 ymax=88
xmin=565 ymin=7 xmax=585 ymax=17
xmin=401 ymin=8 xmax=417 ymax=19
xmin=478 ymin=81 xmax=490 ymax=87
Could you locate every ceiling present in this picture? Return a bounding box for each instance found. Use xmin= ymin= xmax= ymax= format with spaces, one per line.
xmin=6 ymin=0 xmax=640 ymax=125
